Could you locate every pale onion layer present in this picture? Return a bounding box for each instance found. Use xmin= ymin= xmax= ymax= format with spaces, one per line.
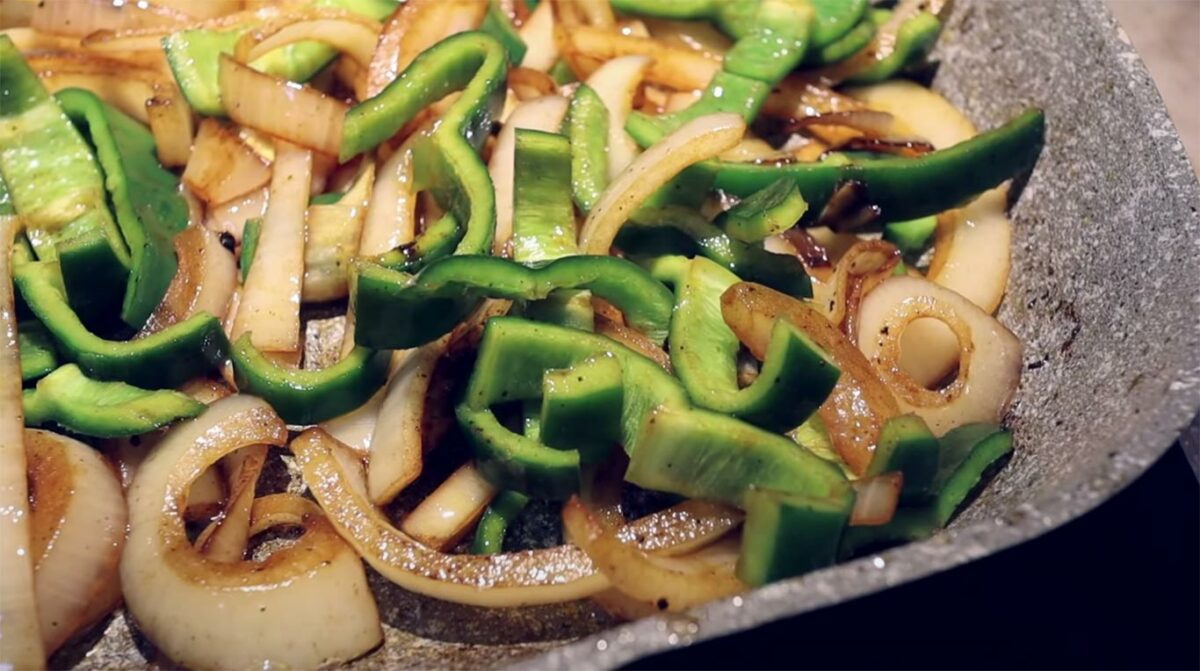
xmin=218 ymin=55 xmax=346 ymax=156
xmin=121 ymin=395 xmax=382 ymax=670
xmin=400 ymin=461 xmax=498 ymax=551
xmin=857 ymin=277 xmax=1023 ymax=435
xmin=139 ymin=225 xmax=238 ymax=336
xmin=368 ymin=339 xmax=448 ymax=504
xmin=184 ymin=121 xmax=272 ymax=207
xmin=25 ymin=429 xmax=126 ymax=654
xmin=517 ymin=0 xmax=558 ymax=72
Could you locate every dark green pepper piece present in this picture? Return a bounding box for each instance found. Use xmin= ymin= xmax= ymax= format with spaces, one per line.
xmin=240 ymin=217 xmax=262 ymax=283
xmin=548 ymin=59 xmax=577 ymax=86
xmin=716 ymin=177 xmax=809 ymax=243
xmin=54 ymin=213 xmax=129 ymax=328
xmin=470 ymin=490 xmax=530 ymax=554
xmin=865 ymin=413 xmax=940 ymax=501
xmin=373 ymin=213 xmax=461 ymax=273
xmin=845 ymin=11 xmax=941 ymax=84
xmin=736 ymin=484 xmax=854 ymax=586
xmin=353 ymin=254 xmax=674 ymax=349
xmin=456 ymin=403 xmax=581 ymax=500
xmin=14 ymin=261 xmax=228 ymax=389
xmin=565 ymin=84 xmax=610 ymax=215
xmin=883 ymin=214 xmax=938 ymax=256
xmin=479 ymin=0 xmax=528 ymax=65
xmin=19 ymin=320 xmax=57 ymax=382
xmin=230 ymin=334 xmax=389 ymax=425
xmin=55 ymin=88 xmax=189 ymax=329
xmin=23 ymin=363 xmax=204 ymax=437
xmin=539 ymin=356 xmax=624 ymax=464
xmin=665 ymin=256 xmax=838 ymax=431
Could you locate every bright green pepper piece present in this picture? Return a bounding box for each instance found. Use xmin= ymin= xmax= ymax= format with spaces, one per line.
xmin=565 ymin=84 xmax=610 ymax=215
xmin=230 ymin=334 xmax=389 ymax=425
xmin=240 ymin=217 xmax=262 ymax=283
xmin=539 ymin=356 xmax=624 ymax=464
xmin=548 ymin=59 xmax=577 ymax=86
xmin=457 ymin=404 xmax=582 ymax=500
xmin=865 ymin=413 xmax=940 ymax=501
xmin=19 ymin=320 xmax=57 ymax=382
xmin=479 ymin=0 xmax=528 ymax=65
xmin=23 ymin=363 xmax=204 ymax=438
xmin=722 ymin=0 xmax=812 ymax=84
xmin=803 ymin=11 xmax=876 ymax=66
xmin=14 ymin=261 xmax=228 ymax=388
xmin=665 ymin=257 xmax=839 ymax=431
xmin=373 ymin=213 xmax=461 ymax=273
xmin=808 ymin=0 xmax=869 ymax=47
xmin=512 ymin=130 xmax=576 ymax=262
xmin=845 ymin=11 xmax=941 ymax=84
xmin=0 ymin=169 xmax=12 ymax=215
xmin=737 ymin=484 xmax=854 ymax=586
xmin=0 ymin=37 xmax=128 ymax=268
xmin=621 ymin=206 xmax=813 ymax=297
xmin=470 ymin=490 xmax=530 ymax=554
xmin=55 ymin=88 xmax=189 ymax=329
xmin=354 ymin=254 xmax=674 ymax=349
xmin=716 ymin=178 xmax=809 ymax=243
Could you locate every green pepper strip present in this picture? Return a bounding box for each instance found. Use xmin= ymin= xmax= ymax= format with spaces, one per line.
xmin=736 ymin=485 xmax=854 ymax=586
xmin=0 ymin=37 xmax=128 ymax=266
xmin=845 ymin=11 xmax=941 ymax=84
xmin=665 ymin=256 xmax=839 ymax=431
xmin=565 ymin=84 xmax=610 ymax=215
xmin=840 ymin=424 xmax=1014 ymax=557
xmin=55 ymin=88 xmax=189 ymax=329
xmin=634 ymin=110 xmax=1046 ymax=225
xmin=479 ymin=0 xmax=528 ymax=65
xmin=239 ymin=217 xmax=262 ymax=282
xmin=23 ymin=363 xmax=204 ymax=438
xmin=621 ymin=206 xmax=813 ymax=298
xmin=14 ymin=261 xmax=229 ymax=389
xmin=230 ymin=334 xmax=389 ymax=425
xmin=373 ymin=213 xmax=461 ymax=273
xmin=19 ymin=320 xmax=57 ymax=382
xmin=539 ymin=356 xmax=624 ymax=465
xmin=865 ymin=413 xmax=940 ymax=501
xmin=883 ymin=214 xmax=938 ymax=256
xmin=470 ymin=490 xmax=530 ymax=554
xmin=803 ymin=11 xmax=876 ymax=66
xmin=341 ymin=32 xmax=507 ymax=260
xmin=716 ymin=177 xmax=809 ymax=243
xmin=354 ymin=254 xmax=674 ymax=349
xmin=610 ymin=0 xmax=865 ymax=47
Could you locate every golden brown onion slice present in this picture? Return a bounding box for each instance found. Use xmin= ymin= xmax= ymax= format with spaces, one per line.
xmin=25 ymin=430 xmax=126 ymax=654
xmin=139 ymin=225 xmax=237 ymax=336
xmin=400 ymin=461 xmax=497 ymax=551
xmin=121 ymin=396 xmax=381 ymax=669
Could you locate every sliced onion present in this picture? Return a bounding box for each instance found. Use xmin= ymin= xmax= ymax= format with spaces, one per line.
xmin=365 ymin=0 xmax=486 ymax=98
xmin=121 ymin=395 xmax=382 ymax=669
xmin=643 ymin=17 xmax=732 ymax=60
xmin=721 ymin=282 xmax=899 ymax=475
xmin=218 ymin=55 xmax=346 ymax=157
xmin=560 ymin=25 xmax=718 ymax=91
xmin=194 ymin=446 xmax=269 ymax=562
xmin=849 ymin=472 xmax=902 ymax=526
xmin=25 ymin=429 xmax=126 ymax=654
xmin=819 ymin=239 xmax=902 ymax=341
xmin=25 ymin=52 xmax=160 ymax=122
xmin=517 ymin=0 xmax=557 ymax=72
xmin=400 ymin=462 xmax=498 ymax=551
xmin=233 ymin=15 xmax=382 ymax=70
xmin=487 ymin=94 xmax=570 ymax=255
xmin=763 ymin=78 xmax=866 ymax=121
xmin=320 ymin=388 xmax=384 ymax=459
xmin=584 ymin=55 xmax=651 ymax=181
xmin=79 ymin=5 xmax=322 ymax=52
xmin=508 ymin=66 xmax=559 ymax=101
xmin=0 ymin=217 xmax=46 ymax=668
xmin=139 ymin=225 xmax=238 ymax=336
xmin=595 ymin=315 xmax=672 ymax=371
xmin=575 ymin=0 xmax=616 ymax=28
xmin=303 ymin=161 xmax=375 ymax=302
xmin=360 ymin=136 xmax=420 ymax=256
xmin=562 ymin=497 xmax=744 ymax=613
xmin=293 ymin=427 xmax=609 ymax=607
xmin=183 ymin=462 xmax=226 ymax=521
xmin=231 ymin=140 xmax=312 ymax=356
xmin=368 ymin=339 xmax=447 ymax=504
xmin=857 ymin=276 xmax=1023 ymax=435
xmin=144 ymin=88 xmax=194 ymax=168
xmin=614 ymin=500 xmax=743 ymax=556
xmin=787 ymin=109 xmax=898 ymax=139
xmin=183 ymin=120 xmax=272 ymax=206
xmin=32 ymin=0 xmax=188 ymax=37
xmin=580 ymin=112 xmax=745 ymax=254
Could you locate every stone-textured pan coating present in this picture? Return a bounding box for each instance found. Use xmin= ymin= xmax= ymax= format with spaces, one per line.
xmin=67 ymin=1 xmax=1200 ymax=668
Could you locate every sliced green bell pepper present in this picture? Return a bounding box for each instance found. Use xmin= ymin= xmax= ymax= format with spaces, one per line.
xmin=19 ymin=320 xmax=57 ymax=382
xmin=845 ymin=11 xmax=941 ymax=84
xmin=716 ymin=177 xmax=809 ymax=243
xmin=883 ymin=214 xmax=938 ymax=256
xmin=470 ymin=489 xmax=530 ymax=554
xmin=230 ymin=334 xmax=389 ymax=425
xmin=55 ymin=88 xmax=189 ymax=329
xmin=14 ymin=261 xmax=228 ymax=389
xmin=512 ymin=129 xmax=575 ymax=263
xmin=803 ymin=10 xmax=877 ymax=66
xmin=239 ymin=217 xmax=262 ymax=283
xmin=23 ymin=363 xmax=204 ymax=438
xmin=354 ymin=254 xmax=674 ymax=349
xmin=539 ymin=356 xmax=624 ymax=465
xmin=665 ymin=256 xmax=838 ymax=431
xmin=565 ymin=84 xmax=610 ymax=215
xmin=865 ymin=413 xmax=940 ymax=501
xmin=737 ymin=484 xmax=854 ymax=586
xmin=480 ymin=0 xmax=528 ymax=65
xmin=372 ymin=212 xmax=461 ymax=274
xmin=457 ymin=403 xmax=582 ymax=500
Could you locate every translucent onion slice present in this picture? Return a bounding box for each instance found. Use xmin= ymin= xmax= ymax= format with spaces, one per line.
xmin=139 ymin=225 xmax=238 ymax=336
xmin=145 ymin=88 xmax=195 ymax=168
xmin=233 ymin=15 xmax=382 ymax=70
xmin=365 ymin=0 xmax=487 ymax=98
xmin=303 ymin=161 xmax=375 ymax=302
xmin=584 ymin=55 xmax=652 ymax=181
xmin=849 ymin=472 xmax=902 ymax=527
xmin=400 ymin=461 xmax=498 ymax=551
xmin=121 ymin=396 xmax=382 ymax=669
xmin=320 ymin=389 xmax=384 ymax=458
xmin=857 ymin=276 xmax=1023 ymax=435
xmin=194 ymin=445 xmax=268 ymax=562
xmin=562 ymin=497 xmax=744 ymax=613
xmin=595 ymin=315 xmax=672 ymax=371
xmin=218 ymin=55 xmax=346 ymax=157
xmin=0 ymin=217 xmax=45 ymax=669
xmin=517 ymin=0 xmax=557 ymax=72
xmin=487 ymin=95 xmax=570 ymax=255
xmin=184 ymin=121 xmax=272 ymax=206
xmin=368 ymin=339 xmax=447 ymax=504
xmin=25 ymin=52 xmax=161 ymax=123
xmin=25 ymin=429 xmax=126 ymax=654
xmin=580 ymin=112 xmax=745 ymax=254
xmin=819 ymin=239 xmax=902 ymax=341
xmin=560 ymin=26 xmax=719 ymax=91
xmin=32 ymin=0 xmax=188 ymax=37
xmin=361 ymin=136 xmax=420 ymax=257
xmin=721 ymin=282 xmax=899 ymax=475
xmin=293 ymin=427 xmax=610 ymax=607
xmin=231 ymin=140 xmax=312 ymax=356
xmin=643 ymin=17 xmax=732 ymax=59
xmin=81 ymin=6 xmax=338 ymax=52
xmin=613 ymin=500 xmax=742 ymax=556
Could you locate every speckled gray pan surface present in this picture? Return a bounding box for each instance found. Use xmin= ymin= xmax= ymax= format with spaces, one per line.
xmin=69 ymin=0 xmax=1200 ymax=669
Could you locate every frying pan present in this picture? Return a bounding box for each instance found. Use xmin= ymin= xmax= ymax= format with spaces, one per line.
xmin=69 ymin=0 xmax=1200 ymax=667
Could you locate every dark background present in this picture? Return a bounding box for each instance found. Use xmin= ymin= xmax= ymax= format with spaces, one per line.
xmin=628 ymin=444 xmax=1199 ymax=670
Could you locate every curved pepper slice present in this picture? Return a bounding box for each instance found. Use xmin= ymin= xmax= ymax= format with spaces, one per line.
xmin=14 ymin=261 xmax=228 ymax=389
xmin=844 ymin=10 xmax=941 ymax=84
xmin=470 ymin=490 xmax=530 ymax=554
xmin=565 ymin=84 xmax=610 ymax=215
xmin=457 ymin=404 xmax=581 ymax=500
xmin=55 ymin=88 xmax=189 ymax=329
xmin=342 ymin=32 xmax=507 ymax=261
xmin=539 ymin=356 xmax=624 ymax=465
xmin=23 ymin=363 xmax=204 ymax=438
xmin=354 ymin=254 xmax=674 ymax=349
xmin=666 ymin=257 xmax=839 ymax=431
xmin=716 ymin=177 xmax=809 ymax=243
xmin=18 ymin=320 xmax=57 ymax=381
xmin=230 ymin=334 xmax=389 ymax=425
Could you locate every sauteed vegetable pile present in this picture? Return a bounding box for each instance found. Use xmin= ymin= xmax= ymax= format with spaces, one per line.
xmin=0 ymin=0 xmax=1040 ymax=667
